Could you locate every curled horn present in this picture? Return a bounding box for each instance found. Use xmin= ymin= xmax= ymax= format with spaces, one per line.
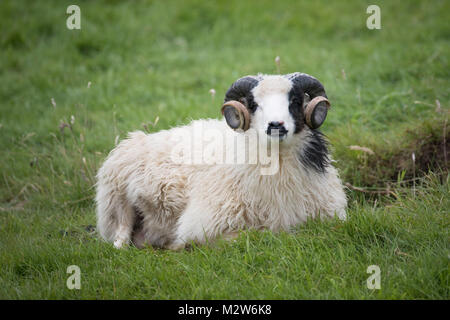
xmin=222 ymin=76 xmax=259 ymax=131
xmin=288 ymin=73 xmax=331 ymax=129
xmin=221 ymin=100 xmax=250 ymax=131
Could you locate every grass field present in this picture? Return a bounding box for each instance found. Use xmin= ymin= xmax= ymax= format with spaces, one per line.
xmin=0 ymin=0 xmax=448 ymax=299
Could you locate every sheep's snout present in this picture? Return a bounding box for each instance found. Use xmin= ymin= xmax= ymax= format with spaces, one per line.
xmin=266 ymin=121 xmax=288 ymax=140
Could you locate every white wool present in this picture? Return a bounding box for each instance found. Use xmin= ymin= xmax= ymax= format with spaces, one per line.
xmin=96 ymin=118 xmax=347 ymax=250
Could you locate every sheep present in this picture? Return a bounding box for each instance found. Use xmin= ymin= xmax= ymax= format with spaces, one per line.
xmin=95 ymin=72 xmax=347 ymax=250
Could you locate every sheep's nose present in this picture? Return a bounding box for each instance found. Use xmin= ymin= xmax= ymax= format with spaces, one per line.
xmin=266 ymin=121 xmax=288 ymax=137
xmin=268 ymin=121 xmax=284 ymax=127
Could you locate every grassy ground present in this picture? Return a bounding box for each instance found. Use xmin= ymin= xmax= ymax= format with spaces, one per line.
xmin=0 ymin=0 xmax=448 ymax=299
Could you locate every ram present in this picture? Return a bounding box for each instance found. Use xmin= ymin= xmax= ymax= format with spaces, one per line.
xmin=95 ymin=72 xmax=347 ymax=250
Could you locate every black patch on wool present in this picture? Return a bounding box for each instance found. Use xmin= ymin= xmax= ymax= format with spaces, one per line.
xmin=288 ymin=86 xmax=306 ymax=134
xmin=298 ymin=130 xmax=330 ymax=173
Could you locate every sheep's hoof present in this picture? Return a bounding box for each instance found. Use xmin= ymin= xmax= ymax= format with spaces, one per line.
xmin=113 ymin=238 xmax=128 ymax=249
xmin=223 ymin=231 xmax=240 ymax=242
xmin=167 ymin=241 xmax=186 ymax=251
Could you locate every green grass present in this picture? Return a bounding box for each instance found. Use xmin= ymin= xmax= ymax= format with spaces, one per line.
xmin=0 ymin=0 xmax=448 ymax=299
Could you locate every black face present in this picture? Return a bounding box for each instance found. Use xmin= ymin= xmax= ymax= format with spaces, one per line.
xmin=288 ymin=86 xmax=306 ymax=134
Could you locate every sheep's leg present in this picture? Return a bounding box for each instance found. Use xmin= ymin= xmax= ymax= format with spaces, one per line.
xmin=335 ymin=209 xmax=347 ymax=221
xmin=166 ymin=239 xmax=186 ymax=251
xmin=168 ymin=228 xmax=239 ymax=251
xmin=112 ymin=203 xmax=136 ymax=249
xmin=222 ymin=231 xmax=240 ymax=242
xmin=168 ymin=201 xmax=242 ymax=250
xmin=96 ymin=185 xmax=136 ymax=249
xmin=168 ymin=200 xmax=214 ymax=250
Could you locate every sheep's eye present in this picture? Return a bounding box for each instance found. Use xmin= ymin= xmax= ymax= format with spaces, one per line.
xmin=248 ymin=102 xmax=258 ymax=112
